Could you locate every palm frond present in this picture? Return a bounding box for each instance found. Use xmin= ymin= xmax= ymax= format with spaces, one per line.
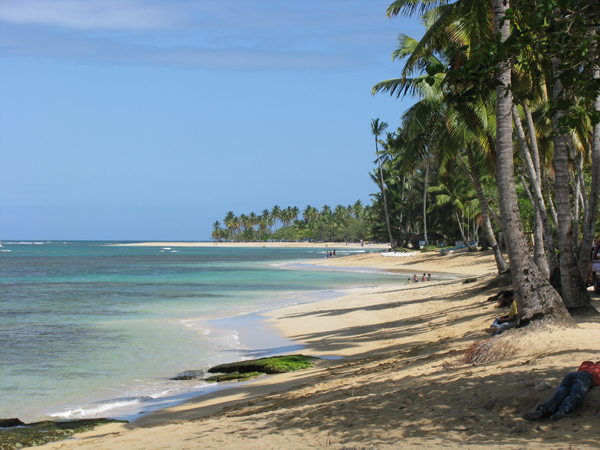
xmin=386 ymin=0 xmax=449 ymax=18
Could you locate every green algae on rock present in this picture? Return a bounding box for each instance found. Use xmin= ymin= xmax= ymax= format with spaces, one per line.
xmin=206 ymin=371 xmax=264 ymax=383
xmin=0 ymin=419 xmax=127 ymax=450
xmin=208 ymin=355 xmax=318 ymax=377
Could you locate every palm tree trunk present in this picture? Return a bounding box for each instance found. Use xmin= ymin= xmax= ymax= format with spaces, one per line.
xmin=512 ymin=105 xmax=559 ymax=275
xmin=493 ymin=0 xmax=570 ymax=323
xmin=376 ymin=140 xmax=396 ymax=249
xmin=423 ymin=157 xmax=429 ymax=245
xmin=521 ymin=174 xmax=549 ymax=278
xmin=400 ymin=175 xmax=405 ymax=225
xmin=578 ymin=66 xmax=600 ymax=281
xmin=552 ymin=57 xmax=591 ymax=311
xmin=542 ymin=172 xmax=559 ymax=228
xmin=455 ymin=211 xmax=472 ymax=250
xmin=460 ymin=147 xmax=509 ymax=273
xmin=522 ymin=102 xmax=542 ymax=176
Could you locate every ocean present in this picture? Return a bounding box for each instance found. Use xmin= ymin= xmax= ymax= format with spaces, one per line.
xmin=0 ymin=241 xmax=418 ymax=422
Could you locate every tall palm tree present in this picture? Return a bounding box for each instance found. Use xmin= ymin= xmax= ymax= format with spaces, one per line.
xmin=373 ymin=31 xmax=509 ymax=273
xmin=223 ymin=211 xmax=235 ymax=241
xmin=491 ymin=0 xmax=569 ymax=321
xmin=371 ymin=118 xmax=396 ymax=248
xmin=271 ymin=205 xmax=281 ymax=231
xmin=211 ymin=221 xmax=223 ymax=242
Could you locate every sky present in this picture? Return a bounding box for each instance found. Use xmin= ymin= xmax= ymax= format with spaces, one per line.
xmin=0 ymin=0 xmax=425 ymax=240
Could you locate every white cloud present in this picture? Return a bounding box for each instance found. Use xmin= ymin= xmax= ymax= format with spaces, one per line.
xmin=0 ymin=0 xmax=183 ymax=30
xmin=0 ymin=0 xmax=425 ymax=71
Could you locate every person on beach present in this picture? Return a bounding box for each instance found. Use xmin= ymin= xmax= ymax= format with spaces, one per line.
xmin=427 ymin=274 xmax=431 ymax=281
xmin=486 ymin=291 xmax=518 ymax=336
xmin=413 ymin=274 xmax=419 ymax=283
xmin=333 ymin=249 xmax=336 ymax=258
xmin=407 ymin=278 xmax=411 ymax=284
xmin=522 ymin=361 xmax=600 ymax=421
xmin=422 ymin=273 xmax=427 ymax=282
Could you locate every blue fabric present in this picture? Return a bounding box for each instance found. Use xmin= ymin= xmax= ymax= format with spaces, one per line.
xmin=537 ymin=371 xmax=594 ymax=416
xmin=490 ymin=320 xmax=515 ymax=336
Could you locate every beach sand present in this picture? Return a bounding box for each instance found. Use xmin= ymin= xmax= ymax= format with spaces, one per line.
xmin=39 ymin=251 xmax=600 ymax=450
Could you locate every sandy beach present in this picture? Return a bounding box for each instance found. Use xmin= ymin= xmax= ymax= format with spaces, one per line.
xmin=39 ymin=251 xmax=600 ymax=450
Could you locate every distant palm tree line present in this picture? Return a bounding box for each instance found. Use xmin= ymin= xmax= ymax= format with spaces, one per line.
xmin=211 ymin=201 xmax=373 ymax=243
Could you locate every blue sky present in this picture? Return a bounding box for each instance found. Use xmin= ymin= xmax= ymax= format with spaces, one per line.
xmin=0 ymin=0 xmax=424 ymax=240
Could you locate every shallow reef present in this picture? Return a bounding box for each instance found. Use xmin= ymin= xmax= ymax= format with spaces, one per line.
xmin=0 ymin=418 xmax=127 ymax=450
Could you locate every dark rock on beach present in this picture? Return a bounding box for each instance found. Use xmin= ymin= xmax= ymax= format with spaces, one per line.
xmin=0 ymin=418 xmax=25 ymax=428
xmin=169 ymin=370 xmax=204 ymax=380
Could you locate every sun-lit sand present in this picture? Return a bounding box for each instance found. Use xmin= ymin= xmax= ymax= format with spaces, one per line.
xmin=40 ymin=251 xmax=600 ymax=450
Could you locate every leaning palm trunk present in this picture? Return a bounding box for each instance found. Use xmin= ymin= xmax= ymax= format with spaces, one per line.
xmin=578 ymin=67 xmax=600 ymax=280
xmin=552 ymin=58 xmax=591 ymax=310
xmin=493 ymin=0 xmax=570 ymax=323
xmin=460 ymin=147 xmax=509 ymax=273
xmin=512 ymin=105 xmax=558 ymax=276
xmin=521 ymin=174 xmax=549 ymax=278
xmin=423 ymin=157 xmax=429 ymax=245
xmin=455 ymin=211 xmax=473 ymax=251
xmin=376 ymin=149 xmax=396 ymax=249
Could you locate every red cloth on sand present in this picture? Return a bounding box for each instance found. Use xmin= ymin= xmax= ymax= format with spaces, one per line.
xmin=577 ymin=361 xmax=600 ymax=387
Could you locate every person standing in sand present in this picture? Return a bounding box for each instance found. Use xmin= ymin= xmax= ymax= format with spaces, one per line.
xmin=522 ymin=361 xmax=600 ymax=421
xmin=413 ymin=274 xmax=418 ymax=283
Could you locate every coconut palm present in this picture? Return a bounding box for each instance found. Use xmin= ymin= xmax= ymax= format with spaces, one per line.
xmin=379 ymin=0 xmax=571 ymax=320
xmin=490 ymin=0 xmax=569 ymax=321
xmin=371 ymin=118 xmax=396 ymax=248
xmin=271 ymin=205 xmax=281 ymax=231
xmin=428 ymin=179 xmax=476 ymax=250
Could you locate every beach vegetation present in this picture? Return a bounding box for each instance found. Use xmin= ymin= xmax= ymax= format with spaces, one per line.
xmin=208 ymin=355 xmax=318 ymax=376
xmin=211 ymin=203 xmax=377 ymax=244
xmin=372 ymin=0 xmax=600 ymax=321
xmin=206 ymin=371 xmax=264 ymax=383
xmin=0 ymin=419 xmax=127 ymax=450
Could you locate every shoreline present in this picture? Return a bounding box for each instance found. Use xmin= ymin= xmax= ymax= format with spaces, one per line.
xmin=115 ymin=241 xmax=390 ymax=249
xmin=38 ymin=251 xmax=600 ymax=450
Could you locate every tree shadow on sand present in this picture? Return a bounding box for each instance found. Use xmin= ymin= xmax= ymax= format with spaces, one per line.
xmin=185 ymin=350 xmax=600 ymax=448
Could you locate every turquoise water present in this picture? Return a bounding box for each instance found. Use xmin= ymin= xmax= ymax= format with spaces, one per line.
xmin=0 ymin=241 xmax=420 ymax=422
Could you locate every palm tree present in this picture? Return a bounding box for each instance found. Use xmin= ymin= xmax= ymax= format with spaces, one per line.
xmin=373 ymin=32 xmax=510 ymax=273
xmin=371 ymin=118 xmax=395 ymax=248
xmin=291 ymin=206 xmax=300 ymax=222
xmin=352 ymin=200 xmax=364 ymax=219
xmin=223 ymin=211 xmax=235 ymax=241
xmin=490 ymin=0 xmax=569 ymax=321
xmin=428 ymin=179 xmax=476 ymax=250
xmin=211 ymin=221 xmax=223 ymax=242
xmin=303 ymin=205 xmax=313 ymax=223
xmin=271 ymin=205 xmax=281 ymax=231
xmin=381 ymin=0 xmax=577 ymax=305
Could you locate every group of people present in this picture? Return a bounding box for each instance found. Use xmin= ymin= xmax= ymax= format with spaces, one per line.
xmin=408 ymin=273 xmax=431 ymax=283
xmin=325 ymin=250 xmax=336 ymax=259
